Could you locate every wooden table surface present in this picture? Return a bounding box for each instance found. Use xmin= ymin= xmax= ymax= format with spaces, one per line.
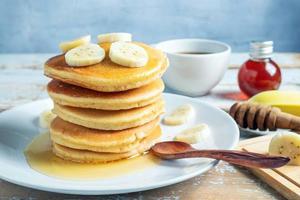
xmin=0 ymin=53 xmax=299 ymax=200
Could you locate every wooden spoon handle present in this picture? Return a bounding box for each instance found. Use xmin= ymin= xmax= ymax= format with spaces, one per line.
xmin=160 ymin=150 xmax=290 ymax=168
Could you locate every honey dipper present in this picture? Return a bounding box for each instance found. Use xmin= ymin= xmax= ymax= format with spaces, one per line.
xmin=229 ymin=102 xmax=300 ymax=132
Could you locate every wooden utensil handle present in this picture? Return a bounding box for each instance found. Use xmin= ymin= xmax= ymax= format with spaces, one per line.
xmin=169 ymin=150 xmax=289 ymax=168
xmin=229 ymin=102 xmax=300 ymax=132
xmin=276 ymin=112 xmax=300 ymax=131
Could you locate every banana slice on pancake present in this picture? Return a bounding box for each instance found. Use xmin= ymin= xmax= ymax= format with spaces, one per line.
xmin=109 ymin=42 xmax=148 ymax=67
xmin=97 ymin=33 xmax=132 ymax=44
xmin=65 ymin=44 xmax=105 ymax=67
xmin=59 ymin=35 xmax=91 ymax=53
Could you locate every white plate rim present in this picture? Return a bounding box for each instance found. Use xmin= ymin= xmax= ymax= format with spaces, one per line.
xmin=0 ymin=93 xmax=239 ymax=195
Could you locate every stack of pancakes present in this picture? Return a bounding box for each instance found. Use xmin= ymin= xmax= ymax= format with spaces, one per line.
xmin=44 ymin=42 xmax=168 ymax=163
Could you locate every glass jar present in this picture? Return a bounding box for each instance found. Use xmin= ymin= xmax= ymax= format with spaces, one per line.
xmin=238 ymin=41 xmax=282 ymax=97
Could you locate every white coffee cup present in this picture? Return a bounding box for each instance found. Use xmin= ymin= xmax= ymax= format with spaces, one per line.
xmin=155 ymin=39 xmax=231 ymax=96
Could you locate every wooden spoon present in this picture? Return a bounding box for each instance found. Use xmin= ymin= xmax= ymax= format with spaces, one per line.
xmin=151 ymin=141 xmax=290 ymax=168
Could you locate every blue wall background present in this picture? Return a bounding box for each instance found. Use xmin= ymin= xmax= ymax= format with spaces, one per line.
xmin=0 ymin=0 xmax=299 ymax=53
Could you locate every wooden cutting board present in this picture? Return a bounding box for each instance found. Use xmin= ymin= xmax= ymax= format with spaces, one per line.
xmin=238 ymin=135 xmax=300 ymax=200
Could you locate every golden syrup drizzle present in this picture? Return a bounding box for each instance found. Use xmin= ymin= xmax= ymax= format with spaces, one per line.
xmin=24 ymin=133 xmax=160 ymax=180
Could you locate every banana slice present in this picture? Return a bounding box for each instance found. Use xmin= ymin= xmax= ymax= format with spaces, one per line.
xmin=109 ymin=42 xmax=148 ymax=67
xmin=174 ymin=124 xmax=210 ymax=144
xmin=97 ymin=33 xmax=132 ymax=44
xmin=65 ymin=44 xmax=105 ymax=67
xmin=269 ymin=132 xmax=300 ymax=165
xmin=39 ymin=109 xmax=56 ymax=129
xmin=163 ymin=104 xmax=194 ymax=125
xmin=59 ymin=35 xmax=91 ymax=53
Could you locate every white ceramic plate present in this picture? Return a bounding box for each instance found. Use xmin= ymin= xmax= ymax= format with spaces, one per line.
xmin=0 ymin=93 xmax=239 ymax=195
xmin=239 ymin=127 xmax=271 ymax=136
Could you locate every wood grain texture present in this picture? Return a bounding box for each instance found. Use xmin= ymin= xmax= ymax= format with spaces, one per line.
xmin=152 ymin=141 xmax=289 ymax=168
xmin=239 ymin=135 xmax=300 ymax=200
xmin=0 ymin=162 xmax=285 ymax=200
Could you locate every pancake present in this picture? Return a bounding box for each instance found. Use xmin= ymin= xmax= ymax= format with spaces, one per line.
xmin=47 ymin=79 xmax=164 ymax=110
xmin=53 ymin=99 xmax=164 ymax=130
xmin=50 ymin=117 xmax=159 ymax=153
xmin=44 ymin=42 xmax=168 ymax=92
xmin=52 ymin=125 xmax=162 ymax=163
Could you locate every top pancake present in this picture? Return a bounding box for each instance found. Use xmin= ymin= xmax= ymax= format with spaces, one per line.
xmin=44 ymin=42 xmax=168 ymax=92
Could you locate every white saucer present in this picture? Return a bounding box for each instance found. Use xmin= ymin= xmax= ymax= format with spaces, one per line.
xmin=0 ymin=93 xmax=239 ymax=195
